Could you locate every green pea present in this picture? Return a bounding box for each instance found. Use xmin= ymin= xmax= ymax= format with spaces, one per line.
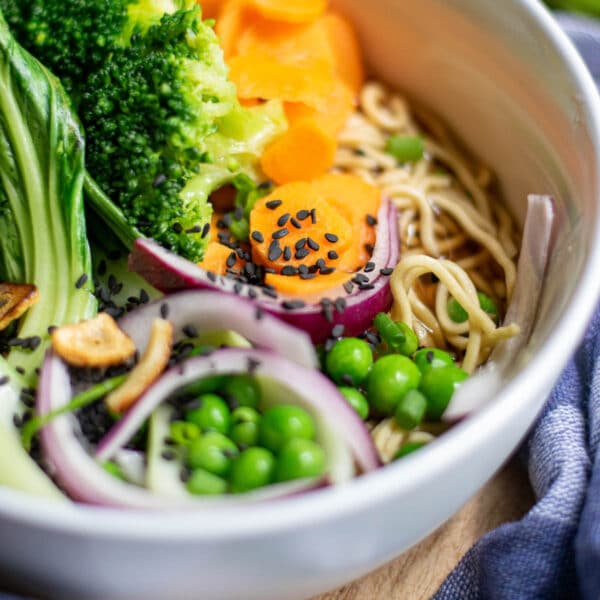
xmin=447 ymin=292 xmax=499 ymax=324
xmin=169 ymin=421 xmax=201 ymax=446
xmin=221 ymin=375 xmax=261 ymax=409
xmin=229 ymin=447 xmax=275 ymax=493
xmin=186 ymin=432 xmax=239 ymax=476
xmin=338 ymin=387 xmax=369 ymax=420
xmin=230 ymin=406 xmax=261 ymax=448
xmin=325 ymin=337 xmax=373 ymax=386
xmin=259 ymin=405 xmax=316 ymax=453
xmin=275 ymin=439 xmax=326 ymax=482
xmin=394 ymin=441 xmax=427 ymax=459
xmin=385 ymin=135 xmax=424 ymax=163
xmin=395 ymin=322 xmax=419 ymax=356
xmin=185 ymin=394 xmax=231 ymax=434
xmin=414 ymin=348 xmax=455 ymax=374
xmin=366 ymin=355 xmax=421 ymax=416
xmin=395 ymin=389 xmax=427 ymax=430
xmin=186 ymin=468 xmax=228 ymax=495
xmin=419 ymin=366 xmax=469 ymax=420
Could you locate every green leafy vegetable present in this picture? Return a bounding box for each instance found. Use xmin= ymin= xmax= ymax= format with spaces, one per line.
xmin=544 ymin=0 xmax=600 ymax=17
xmin=1 ymin=0 xmax=287 ymax=262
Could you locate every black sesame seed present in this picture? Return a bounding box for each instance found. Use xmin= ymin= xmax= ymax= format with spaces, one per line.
xmin=295 ymin=238 xmax=307 ymax=250
xmin=226 ymin=252 xmax=237 ymax=268
xmin=282 ymin=300 xmax=306 ymax=310
xmin=0 ymin=376 xmax=8 ymax=386
xmin=332 ymin=324 xmax=345 ymax=337
xmin=365 ymin=243 xmax=375 ymax=256
xmin=248 ymin=288 xmax=258 ymax=299
xmin=153 ymin=173 xmax=167 ymax=187
xmin=334 ymin=298 xmax=347 ymax=313
xmin=324 ymin=233 xmax=338 ymax=243
xmin=353 ymin=148 xmax=367 ymax=157
xmin=97 ymin=260 xmax=107 ymax=276
xmin=233 ymin=282 xmax=242 ymax=294
xmin=266 ymin=199 xmax=283 ymax=210
xmin=29 ymin=336 xmax=41 ymax=351
xmin=366 ymin=214 xmax=377 ymax=226
xmin=201 ymin=222 xmax=211 ymax=238
xmin=272 ymin=228 xmax=289 ymax=240
xmin=161 ymin=450 xmax=176 ymax=461
xmin=183 ymin=325 xmax=198 ymax=338
xmin=296 ymin=210 xmax=310 ymax=221
xmin=300 ymin=272 xmax=316 ymax=280
xmin=172 ymin=222 xmax=183 ymax=234
xmin=324 ymin=338 xmax=336 ymax=352
xmin=320 ymin=267 xmax=335 ymax=275
xmin=75 ymin=273 xmax=88 ymax=289
xmin=283 ymin=246 xmax=292 ymax=261
xmin=12 ymin=414 xmax=22 ymax=428
xmin=310 ymin=208 xmax=317 ymax=224
xmin=353 ymin=274 xmax=369 ymax=284
xmin=207 ymin=271 xmax=217 ymax=283
xmin=140 ymin=289 xmax=150 ymax=304
xmin=244 ymin=263 xmax=256 ymax=277
xmin=341 ymin=374 xmax=354 ymax=386
xmin=364 ymin=262 xmax=376 ymax=273
xmin=295 ymin=248 xmax=310 ymax=260
xmin=234 ymin=206 xmax=244 ymax=221
xmin=160 ymin=303 xmax=170 ymax=318
xmin=262 ymin=288 xmax=278 ymax=299
xmin=15 ymin=366 xmax=25 ymax=375
xmin=321 ymin=299 xmax=334 ymax=323
xmin=380 ymin=268 xmax=394 ymax=276
xmin=359 ymin=283 xmax=375 ymax=290
xmin=277 ymin=213 xmax=291 ymax=227
xmin=328 ymin=251 xmax=339 ymax=260
xmin=255 ymin=308 xmax=264 ymax=321
xmin=426 ymin=351 xmax=434 ymax=363
xmin=298 ymin=264 xmax=309 ymax=275
xmin=247 ymin=357 xmax=261 ymax=373
xmin=343 ymin=281 xmax=354 ymax=294
xmin=290 ymin=217 xmax=302 ymax=229
xmin=251 ymin=231 xmax=264 ymax=243
xmin=430 ymin=273 xmax=440 ymax=283
xmin=307 ymin=238 xmax=320 ymax=251
xmin=180 ymin=467 xmax=191 ymax=483
xmin=281 ymin=266 xmax=298 ymax=276
xmin=316 ymin=258 xmax=326 ymax=269
xmin=186 ymin=225 xmax=202 ymax=234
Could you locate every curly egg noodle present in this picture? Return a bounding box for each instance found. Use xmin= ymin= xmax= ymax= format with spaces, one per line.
xmin=333 ymin=82 xmax=521 ymax=377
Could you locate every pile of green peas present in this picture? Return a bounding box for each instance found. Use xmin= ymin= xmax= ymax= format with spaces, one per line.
xmin=324 ymin=313 xmax=468 ymax=458
xmin=167 ymin=375 xmax=326 ymax=496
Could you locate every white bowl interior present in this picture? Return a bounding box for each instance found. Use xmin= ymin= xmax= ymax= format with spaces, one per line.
xmin=1 ymin=2 xmax=600 ymax=600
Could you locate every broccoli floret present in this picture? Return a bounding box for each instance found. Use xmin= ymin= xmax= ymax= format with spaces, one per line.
xmin=2 ymin=0 xmax=287 ymax=262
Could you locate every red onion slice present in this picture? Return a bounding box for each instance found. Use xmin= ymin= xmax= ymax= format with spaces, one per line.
xmin=38 ymin=351 xmax=330 ymax=509
xmin=95 ymin=348 xmax=380 ymax=478
xmin=117 ymin=290 xmax=318 ymax=369
xmin=129 ymin=199 xmax=399 ymax=342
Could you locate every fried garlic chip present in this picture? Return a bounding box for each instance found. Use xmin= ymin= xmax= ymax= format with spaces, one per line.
xmin=105 ymin=318 xmax=173 ymax=413
xmin=51 ymin=313 xmax=136 ymax=368
xmin=0 ymin=283 xmax=39 ymax=330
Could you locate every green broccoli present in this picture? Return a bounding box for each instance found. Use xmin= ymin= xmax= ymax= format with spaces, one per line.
xmin=0 ymin=9 xmax=97 ymax=497
xmin=1 ymin=0 xmax=286 ymax=261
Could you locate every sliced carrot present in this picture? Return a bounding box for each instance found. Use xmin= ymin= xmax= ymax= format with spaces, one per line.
xmin=260 ymin=120 xmax=336 ymax=184
xmin=249 ymin=181 xmax=353 ymax=273
xmin=229 ymin=53 xmax=335 ymax=107
xmin=197 ymin=241 xmax=240 ymax=274
xmin=250 ymin=0 xmax=327 ymax=24
xmin=313 ymin=173 xmax=381 ymax=270
xmin=322 ymin=11 xmax=365 ymax=96
xmin=199 ymin=0 xmax=224 ymax=20
xmin=236 ymin=16 xmax=334 ymax=67
xmin=265 ymin=270 xmax=352 ymax=296
xmin=284 ymin=79 xmax=354 ymax=135
xmin=215 ymin=0 xmax=254 ymax=58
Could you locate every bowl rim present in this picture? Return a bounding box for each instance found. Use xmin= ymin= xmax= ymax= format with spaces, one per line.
xmin=1 ymin=0 xmax=600 ymax=540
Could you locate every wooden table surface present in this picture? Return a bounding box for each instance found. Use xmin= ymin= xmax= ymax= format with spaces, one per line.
xmin=313 ymin=458 xmax=535 ymax=600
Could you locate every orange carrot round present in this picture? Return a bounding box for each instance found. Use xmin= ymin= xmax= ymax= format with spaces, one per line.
xmin=250 ymin=0 xmax=327 ymax=24
xmin=260 ymin=121 xmax=336 ymax=184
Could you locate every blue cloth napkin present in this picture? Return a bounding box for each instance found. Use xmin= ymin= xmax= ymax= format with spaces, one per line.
xmin=435 ymin=15 xmax=600 ymax=600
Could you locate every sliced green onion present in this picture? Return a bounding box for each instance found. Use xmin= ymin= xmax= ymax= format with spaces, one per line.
xmin=21 ymin=374 xmax=126 ymax=451
xmin=385 ymin=135 xmax=424 ymax=163
xmin=374 ymin=312 xmax=406 ymax=350
xmin=394 ymin=441 xmax=427 ymax=459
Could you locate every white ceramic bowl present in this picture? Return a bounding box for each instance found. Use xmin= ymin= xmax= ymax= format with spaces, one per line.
xmin=2 ymin=1 xmax=600 ymax=599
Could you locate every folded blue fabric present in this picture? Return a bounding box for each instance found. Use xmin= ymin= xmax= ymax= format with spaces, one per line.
xmin=435 ymin=15 xmax=600 ymax=600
